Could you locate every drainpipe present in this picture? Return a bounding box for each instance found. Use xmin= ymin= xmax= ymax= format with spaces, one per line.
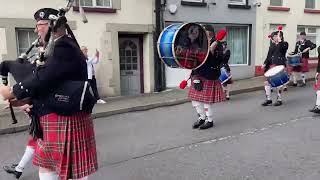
xmin=154 ymin=0 xmax=166 ymax=92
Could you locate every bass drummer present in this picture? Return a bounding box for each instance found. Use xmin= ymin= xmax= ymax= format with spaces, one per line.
xmin=189 ymin=25 xmax=226 ymax=130
xmin=262 ymin=30 xmax=289 ymax=106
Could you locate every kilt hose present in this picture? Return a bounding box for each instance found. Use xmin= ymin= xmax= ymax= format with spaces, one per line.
xmin=33 ymin=112 xmax=98 ymax=180
xmin=188 ymin=76 xmax=226 ymax=104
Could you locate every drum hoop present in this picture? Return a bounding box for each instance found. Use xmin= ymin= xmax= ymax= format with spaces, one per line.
xmin=264 ymin=65 xmax=285 ymax=77
xmin=172 ymin=23 xmax=210 ymax=70
xmin=157 ymin=23 xmax=179 ymax=67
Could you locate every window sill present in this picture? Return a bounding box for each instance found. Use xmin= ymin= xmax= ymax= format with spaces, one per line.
xmin=228 ymin=4 xmax=251 ymax=9
xmin=73 ymin=6 xmax=116 ymax=13
xmin=181 ymin=1 xmax=207 ymax=7
xmin=304 ymin=9 xmax=320 ymax=14
xmin=267 ymin=6 xmax=290 ymax=11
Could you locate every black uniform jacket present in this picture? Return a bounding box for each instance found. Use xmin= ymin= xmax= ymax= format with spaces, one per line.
xmin=191 ymin=41 xmax=224 ymax=80
xmin=12 ymin=35 xmax=89 ymax=116
xmin=293 ymin=40 xmax=316 ymax=59
xmin=264 ymin=41 xmax=289 ymax=72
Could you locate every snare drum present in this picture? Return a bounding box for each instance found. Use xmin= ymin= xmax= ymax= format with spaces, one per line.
xmin=157 ymin=23 xmax=209 ymax=70
xmin=287 ymin=55 xmax=301 ymax=67
xmin=264 ymin=65 xmax=289 ymax=88
xmin=219 ymin=67 xmax=232 ymax=84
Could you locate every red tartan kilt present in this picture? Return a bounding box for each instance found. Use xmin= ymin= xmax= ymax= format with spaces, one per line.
xmin=27 ymin=136 xmax=36 ymax=147
xmin=290 ymin=58 xmax=309 ymax=72
xmin=188 ymin=76 xmax=225 ymax=103
xmin=33 ymin=112 xmax=98 ymax=180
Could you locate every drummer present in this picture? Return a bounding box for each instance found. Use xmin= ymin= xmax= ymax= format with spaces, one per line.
xmin=189 ymin=25 xmax=225 ymax=130
xmin=262 ymin=30 xmax=289 ymax=106
xmin=221 ymin=41 xmax=232 ymax=100
xmin=290 ymin=32 xmax=316 ymax=87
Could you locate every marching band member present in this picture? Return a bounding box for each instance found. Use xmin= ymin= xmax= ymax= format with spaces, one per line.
xmin=262 ymin=30 xmax=288 ymax=106
xmin=310 ymin=46 xmax=320 ymax=113
xmin=290 ymin=32 xmax=316 ymax=87
xmin=0 ymin=8 xmax=98 ymax=180
xmin=221 ymin=41 xmax=232 ymax=100
xmin=188 ymin=25 xmax=226 ymax=130
xmin=3 ymin=135 xmax=36 ymax=179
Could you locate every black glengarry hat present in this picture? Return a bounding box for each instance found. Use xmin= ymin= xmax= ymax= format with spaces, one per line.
xmin=34 ymin=8 xmax=59 ymax=21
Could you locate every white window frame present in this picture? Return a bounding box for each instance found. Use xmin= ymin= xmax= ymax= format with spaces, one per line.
xmin=228 ymin=0 xmax=246 ymax=5
xmin=78 ymin=0 xmax=112 ymax=8
xmin=270 ymin=0 xmax=283 ymax=6
xmin=305 ymin=0 xmax=317 ymax=9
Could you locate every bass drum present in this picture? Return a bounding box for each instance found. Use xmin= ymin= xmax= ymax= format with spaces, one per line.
xmin=157 ymin=23 xmax=209 ymax=70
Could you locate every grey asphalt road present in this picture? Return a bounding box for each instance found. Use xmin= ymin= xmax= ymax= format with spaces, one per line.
xmin=1 ymin=83 xmax=320 ymax=180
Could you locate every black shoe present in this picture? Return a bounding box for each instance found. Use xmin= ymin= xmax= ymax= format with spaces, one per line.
xmin=199 ymin=121 xmax=214 ymax=130
xmin=226 ymin=97 xmax=230 ymax=100
xmin=192 ymin=119 xmax=205 ymax=129
xmin=309 ymin=105 xmax=318 ymax=112
xmin=3 ymin=164 xmax=22 ymax=179
xmin=273 ymin=100 xmax=282 ymax=106
xmin=261 ymin=100 xmax=272 ymax=106
xmin=284 ymin=87 xmax=288 ymax=91
xmin=291 ymin=83 xmax=298 ymax=87
xmin=312 ymin=106 xmax=320 ymax=114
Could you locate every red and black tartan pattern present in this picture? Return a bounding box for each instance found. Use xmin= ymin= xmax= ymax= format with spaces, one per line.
xmin=291 ymin=58 xmax=309 ymax=73
xmin=27 ymin=136 xmax=36 ymax=147
xmin=188 ymin=76 xmax=226 ymax=103
xmin=33 ymin=112 xmax=98 ymax=180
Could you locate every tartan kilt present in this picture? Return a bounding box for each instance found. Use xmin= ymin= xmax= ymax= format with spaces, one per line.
xmin=291 ymin=58 xmax=309 ymax=72
xmin=188 ymin=76 xmax=225 ymax=103
xmin=33 ymin=112 xmax=98 ymax=180
xmin=27 ymin=136 xmax=36 ymax=148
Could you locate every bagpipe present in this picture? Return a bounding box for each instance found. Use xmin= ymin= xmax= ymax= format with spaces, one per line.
xmin=0 ymin=38 xmax=41 ymax=124
xmin=0 ymin=0 xmax=92 ymax=133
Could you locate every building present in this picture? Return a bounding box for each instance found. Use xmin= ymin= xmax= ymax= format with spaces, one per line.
xmin=0 ymin=0 xmax=156 ymax=97
xmin=255 ymin=0 xmax=320 ymax=75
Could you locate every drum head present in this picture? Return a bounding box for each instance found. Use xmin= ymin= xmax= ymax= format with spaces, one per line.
xmin=173 ymin=23 xmax=209 ymax=70
xmin=264 ymin=65 xmax=285 ymax=77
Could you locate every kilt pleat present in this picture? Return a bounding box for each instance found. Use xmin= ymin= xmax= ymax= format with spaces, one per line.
xmin=188 ymin=76 xmax=225 ymax=103
xmin=33 ymin=112 xmax=98 ymax=180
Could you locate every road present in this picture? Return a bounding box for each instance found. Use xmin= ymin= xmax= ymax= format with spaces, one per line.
xmin=1 ymin=83 xmax=320 ymax=180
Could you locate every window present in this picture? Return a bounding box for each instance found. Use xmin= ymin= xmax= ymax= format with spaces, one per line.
xmin=75 ymin=0 xmax=112 ymax=8
xmin=16 ymin=29 xmax=38 ymax=60
xmin=225 ymin=26 xmax=249 ymax=65
xmin=210 ymin=24 xmax=249 ymax=65
xmin=297 ymin=26 xmax=319 ymax=57
xmin=270 ymin=24 xmax=286 ymax=32
xmin=270 ymin=0 xmax=283 ymax=6
xmin=305 ymin=0 xmax=315 ymax=9
xmin=229 ymin=0 xmax=246 ymax=5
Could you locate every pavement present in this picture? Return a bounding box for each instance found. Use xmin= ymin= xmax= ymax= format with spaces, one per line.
xmin=1 ymin=78 xmax=320 ymax=180
xmin=0 ymin=68 xmax=316 ymax=135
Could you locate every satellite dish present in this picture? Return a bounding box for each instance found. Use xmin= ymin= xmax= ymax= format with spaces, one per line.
xmin=168 ymin=4 xmax=177 ymax=14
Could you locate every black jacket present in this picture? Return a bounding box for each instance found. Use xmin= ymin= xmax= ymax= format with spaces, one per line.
xmin=191 ymin=41 xmax=224 ymax=80
xmin=221 ymin=49 xmax=231 ymax=72
xmin=293 ymin=40 xmax=316 ymax=58
xmin=264 ymin=41 xmax=288 ymax=72
xmin=12 ymin=35 xmax=89 ymax=116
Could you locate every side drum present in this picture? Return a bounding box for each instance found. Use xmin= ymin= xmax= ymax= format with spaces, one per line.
xmin=264 ymin=65 xmax=289 ymax=88
xmin=157 ymin=23 xmax=209 ymax=70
